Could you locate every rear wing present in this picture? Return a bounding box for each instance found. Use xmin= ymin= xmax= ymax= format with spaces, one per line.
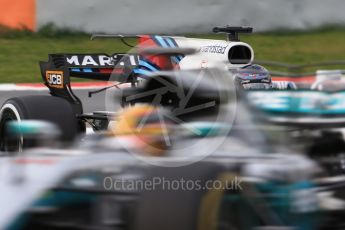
xmin=39 ymin=53 xmax=139 ymax=113
xmin=40 ymin=53 xmax=139 ymax=82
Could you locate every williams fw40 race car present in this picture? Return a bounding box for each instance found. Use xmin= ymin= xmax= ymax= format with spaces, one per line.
xmin=0 ymin=26 xmax=259 ymax=152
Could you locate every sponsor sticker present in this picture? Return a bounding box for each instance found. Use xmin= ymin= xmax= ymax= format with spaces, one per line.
xmin=65 ymin=54 xmax=139 ymax=67
xmin=200 ymin=44 xmax=228 ymax=54
xmin=46 ymin=71 xmax=64 ymax=88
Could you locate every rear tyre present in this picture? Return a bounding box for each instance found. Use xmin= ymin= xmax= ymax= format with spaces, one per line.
xmin=0 ymin=96 xmax=80 ymax=151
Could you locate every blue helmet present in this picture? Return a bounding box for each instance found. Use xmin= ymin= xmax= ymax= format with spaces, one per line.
xmin=235 ymin=64 xmax=272 ymax=90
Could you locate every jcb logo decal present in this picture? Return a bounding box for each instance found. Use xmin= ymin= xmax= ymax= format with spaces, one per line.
xmin=46 ymin=71 xmax=64 ymax=88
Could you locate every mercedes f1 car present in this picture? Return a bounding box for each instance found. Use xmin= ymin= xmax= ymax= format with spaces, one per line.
xmin=0 ymin=76 xmax=324 ymax=230
xmin=244 ymin=61 xmax=345 ymax=176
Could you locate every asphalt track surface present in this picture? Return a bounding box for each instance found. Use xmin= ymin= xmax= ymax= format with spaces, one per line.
xmin=0 ymin=89 xmax=114 ymax=113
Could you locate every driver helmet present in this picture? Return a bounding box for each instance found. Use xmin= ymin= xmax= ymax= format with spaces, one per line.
xmin=235 ymin=64 xmax=272 ymax=90
xmin=110 ymin=105 xmax=170 ymax=156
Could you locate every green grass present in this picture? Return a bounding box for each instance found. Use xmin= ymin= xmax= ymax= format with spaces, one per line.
xmin=197 ymin=26 xmax=345 ymax=64
xmin=0 ymin=36 xmax=130 ymax=82
xmin=0 ymin=25 xmax=345 ymax=83
xmin=243 ymin=29 xmax=345 ymax=64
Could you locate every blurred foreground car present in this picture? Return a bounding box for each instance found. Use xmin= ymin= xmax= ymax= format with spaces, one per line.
xmin=0 ymin=111 xmax=322 ymax=230
xmin=246 ymin=64 xmax=345 ymax=176
xmin=0 ymin=68 xmax=331 ymax=230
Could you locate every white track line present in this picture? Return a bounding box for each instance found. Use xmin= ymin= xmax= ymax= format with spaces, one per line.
xmin=0 ymin=84 xmax=109 ymax=91
xmin=0 ymin=84 xmax=17 ymax=91
xmin=0 ymin=83 xmax=131 ymax=91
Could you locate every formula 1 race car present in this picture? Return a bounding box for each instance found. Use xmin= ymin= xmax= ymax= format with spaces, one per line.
xmin=0 ymin=84 xmax=324 ymax=230
xmin=0 ymin=26 xmax=256 ymax=152
xmin=0 ymin=144 xmax=322 ymax=230
xmin=244 ymin=62 xmax=345 ymax=175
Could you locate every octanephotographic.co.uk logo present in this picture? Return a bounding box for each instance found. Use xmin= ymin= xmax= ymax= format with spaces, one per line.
xmin=103 ymin=176 xmax=243 ymax=192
